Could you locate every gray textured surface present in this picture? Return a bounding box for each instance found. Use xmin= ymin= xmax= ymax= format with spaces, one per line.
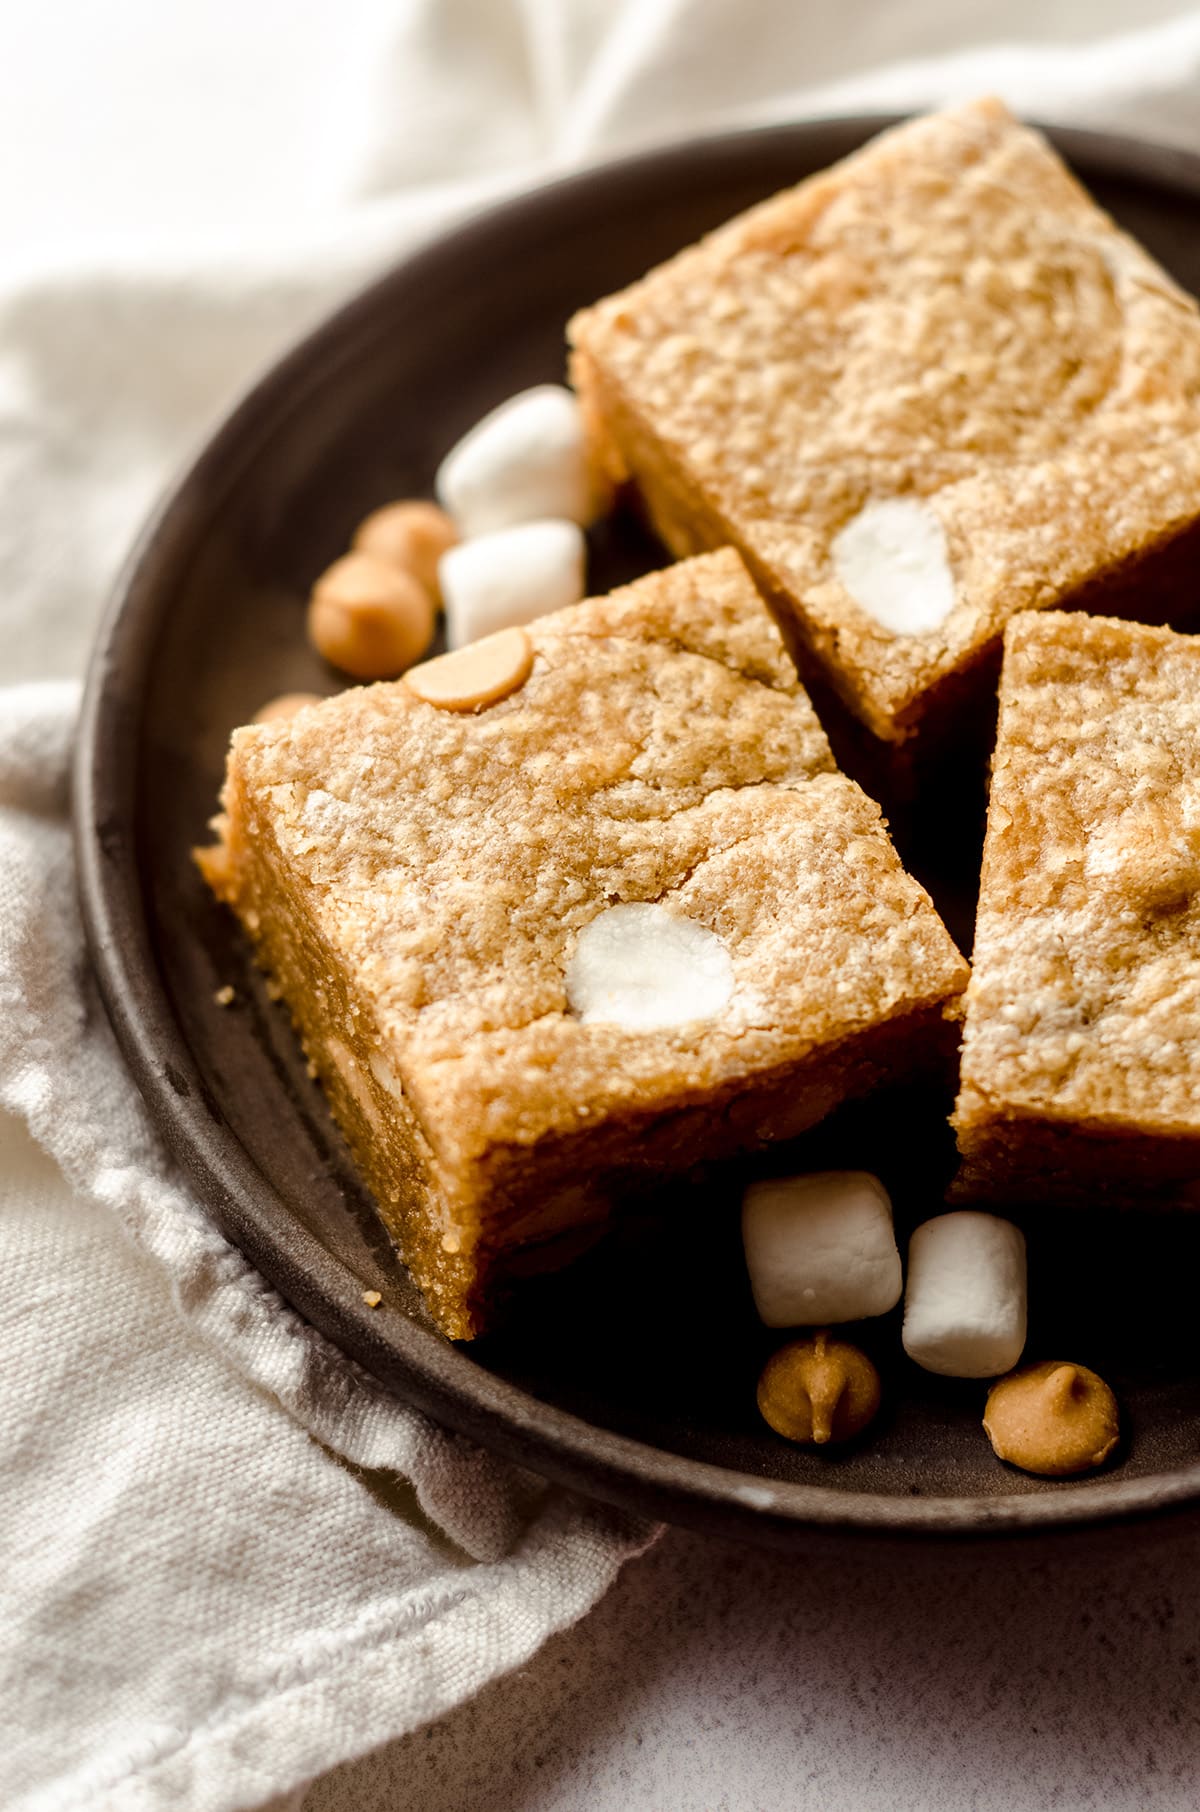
xmin=306 ymin=1520 xmax=1200 ymax=1810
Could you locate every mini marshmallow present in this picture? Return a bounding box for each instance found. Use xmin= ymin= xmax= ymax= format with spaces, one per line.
xmin=741 ymin=1171 xmax=903 ymax=1328
xmin=902 ymin=1211 xmax=1027 ymax=1379
xmin=832 ymin=497 xmax=955 ymax=636
xmin=436 ymin=385 xmax=599 ymax=536
xmin=440 ymin=519 xmax=586 ymax=648
xmin=565 ymin=903 xmax=733 ymax=1031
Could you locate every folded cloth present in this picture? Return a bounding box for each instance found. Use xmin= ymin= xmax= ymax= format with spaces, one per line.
xmin=0 ymin=682 xmax=653 ymax=1812
xmin=5 ymin=3 xmax=1200 ymax=1810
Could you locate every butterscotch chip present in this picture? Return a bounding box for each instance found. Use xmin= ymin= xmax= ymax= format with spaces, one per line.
xmin=569 ymin=98 xmax=1200 ymax=755
xmin=361 ymin=1289 xmax=383 ymax=1308
xmin=353 ymin=500 xmax=458 ymax=603
xmin=253 ymin=692 xmax=325 ymax=726
xmin=953 ymin=611 xmax=1200 ymax=1205
xmin=309 ymin=552 xmax=434 ymax=680
xmin=403 ymin=626 xmax=533 ymax=711
xmin=757 ymin=1331 xmax=881 ymax=1445
xmin=202 ymin=550 xmax=966 ymax=1339
xmin=984 ymin=1361 xmax=1120 ymax=1476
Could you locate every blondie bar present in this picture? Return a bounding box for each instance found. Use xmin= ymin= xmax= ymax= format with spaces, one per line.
xmin=569 ymin=99 xmax=1200 ymax=758
xmin=201 ymin=550 xmax=967 ymax=1337
xmin=953 ymin=611 xmax=1200 ymax=1204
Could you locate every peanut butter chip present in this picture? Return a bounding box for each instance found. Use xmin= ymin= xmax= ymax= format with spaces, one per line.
xmin=353 ymin=499 xmax=457 ymax=602
xmin=757 ymin=1331 xmax=881 ymax=1446
xmin=403 ymin=626 xmax=533 ymax=712
xmin=983 ymin=1360 xmax=1120 ymax=1477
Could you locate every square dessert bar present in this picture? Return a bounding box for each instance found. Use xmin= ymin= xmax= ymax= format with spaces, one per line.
xmin=569 ymin=99 xmax=1200 ymax=758
xmin=954 ymin=611 xmax=1200 ymax=1205
xmin=202 ymin=551 xmax=967 ymax=1338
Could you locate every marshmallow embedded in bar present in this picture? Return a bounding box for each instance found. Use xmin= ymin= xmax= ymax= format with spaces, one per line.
xmin=440 ymin=519 xmax=585 ymax=647
xmin=902 ymin=1211 xmax=1027 ymax=1378
xmin=436 ymin=385 xmax=599 ymax=537
xmin=831 ymin=498 xmax=956 ymax=637
xmin=565 ymin=903 xmax=733 ymax=1031
xmin=741 ymin=1171 xmax=903 ymax=1328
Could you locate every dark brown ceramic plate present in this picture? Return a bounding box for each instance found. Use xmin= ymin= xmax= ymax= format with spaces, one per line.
xmin=76 ymin=118 xmax=1200 ymax=1546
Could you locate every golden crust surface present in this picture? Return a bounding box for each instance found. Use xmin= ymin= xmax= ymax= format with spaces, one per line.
xmin=954 ymin=610 xmax=1200 ymax=1196
xmin=212 ymin=551 xmax=968 ymax=1331
xmin=569 ymin=99 xmax=1200 ymax=743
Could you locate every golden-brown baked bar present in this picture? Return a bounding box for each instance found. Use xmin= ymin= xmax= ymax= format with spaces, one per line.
xmin=953 ymin=611 xmax=1200 ymax=1205
xmin=569 ymin=99 xmax=1200 ymax=758
xmin=201 ymin=550 xmax=968 ymax=1338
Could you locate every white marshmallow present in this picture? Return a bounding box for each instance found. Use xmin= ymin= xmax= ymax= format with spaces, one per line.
xmin=902 ymin=1211 xmax=1027 ymax=1379
xmin=440 ymin=519 xmax=585 ymax=648
xmin=741 ymin=1171 xmax=903 ymax=1328
xmin=436 ymin=384 xmax=597 ymax=537
xmin=832 ymin=497 xmax=955 ymax=636
xmin=565 ymin=903 xmax=733 ymax=1032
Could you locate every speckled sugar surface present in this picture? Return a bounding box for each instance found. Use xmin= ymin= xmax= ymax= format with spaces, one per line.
xmin=214 ymin=549 xmax=966 ymax=1334
xmin=305 ymin=1522 xmax=1200 ymax=1812
xmin=957 ymin=612 xmax=1200 ymax=1137
xmin=570 ymin=97 xmax=1200 ymax=740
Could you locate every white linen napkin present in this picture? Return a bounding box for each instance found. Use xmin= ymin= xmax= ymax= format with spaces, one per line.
xmin=6 ymin=4 xmax=1200 ymax=1809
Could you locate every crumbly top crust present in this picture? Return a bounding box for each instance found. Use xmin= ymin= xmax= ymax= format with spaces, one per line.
xmin=226 ymin=552 xmax=966 ymax=1173
xmin=569 ymin=99 xmax=1200 ymax=738
xmin=959 ymin=610 xmax=1200 ymax=1135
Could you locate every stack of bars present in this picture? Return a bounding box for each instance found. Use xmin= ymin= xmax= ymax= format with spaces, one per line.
xmin=203 ymin=98 xmax=1200 ymax=1342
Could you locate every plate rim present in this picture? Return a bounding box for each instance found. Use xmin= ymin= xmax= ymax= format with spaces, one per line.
xmin=74 ymin=113 xmax=1200 ymax=1544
